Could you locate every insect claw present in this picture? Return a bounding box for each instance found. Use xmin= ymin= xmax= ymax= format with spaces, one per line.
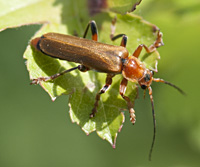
xmin=30 ymin=79 xmax=40 ymax=85
xmin=30 ymin=77 xmax=50 ymax=85
xmin=129 ymin=108 xmax=136 ymax=125
xmin=89 ymin=112 xmax=95 ymax=118
xmin=90 ymin=108 xmax=97 ymax=118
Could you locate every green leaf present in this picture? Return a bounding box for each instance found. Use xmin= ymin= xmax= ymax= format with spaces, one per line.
xmin=0 ymin=0 xmax=161 ymax=147
xmin=0 ymin=0 xmax=142 ymax=31
xmin=0 ymin=0 xmax=59 ymax=31
xmin=107 ymin=0 xmax=142 ymax=14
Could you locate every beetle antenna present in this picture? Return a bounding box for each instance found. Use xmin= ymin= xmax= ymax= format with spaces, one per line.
xmin=153 ymin=78 xmax=186 ymax=95
xmin=147 ymin=78 xmax=185 ymax=161
xmin=148 ymin=86 xmax=156 ymax=161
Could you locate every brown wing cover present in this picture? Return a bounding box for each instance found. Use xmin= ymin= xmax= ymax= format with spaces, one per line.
xmin=37 ymin=33 xmax=129 ymax=73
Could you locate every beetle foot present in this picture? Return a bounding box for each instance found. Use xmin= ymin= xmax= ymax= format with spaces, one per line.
xmin=129 ymin=108 xmax=136 ymax=125
xmin=89 ymin=109 xmax=96 ymax=118
xmin=30 ymin=78 xmax=40 ymax=85
xmin=30 ymin=77 xmax=50 ymax=85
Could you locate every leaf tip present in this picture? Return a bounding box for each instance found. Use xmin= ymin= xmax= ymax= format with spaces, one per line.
xmin=39 ymin=82 xmax=57 ymax=101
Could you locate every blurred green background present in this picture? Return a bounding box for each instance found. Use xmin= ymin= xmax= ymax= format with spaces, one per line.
xmin=0 ymin=0 xmax=200 ymax=166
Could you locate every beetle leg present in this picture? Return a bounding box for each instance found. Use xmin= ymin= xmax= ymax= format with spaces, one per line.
xmin=83 ymin=20 xmax=98 ymax=41
xmin=133 ymin=31 xmax=164 ymax=58
xmin=31 ymin=65 xmax=89 ymax=85
xmin=132 ymin=44 xmax=156 ymax=58
xmin=132 ymin=44 xmax=144 ymax=58
xmin=119 ymin=78 xmax=136 ymax=124
xmin=110 ymin=17 xmax=124 ymax=40
xmin=110 ymin=17 xmax=128 ymax=49
xmin=110 ymin=34 xmax=126 ymax=41
xmin=110 ymin=16 xmax=117 ymax=39
xmin=110 ymin=17 xmax=125 ymax=40
xmin=90 ymin=74 xmax=115 ymax=118
xmin=120 ymin=35 xmax=128 ymax=47
xmin=154 ymin=30 xmax=164 ymax=48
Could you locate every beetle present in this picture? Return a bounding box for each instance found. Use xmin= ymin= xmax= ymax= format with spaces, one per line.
xmin=30 ymin=20 xmax=184 ymax=160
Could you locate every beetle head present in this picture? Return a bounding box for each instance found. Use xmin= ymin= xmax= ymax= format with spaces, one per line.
xmin=138 ymin=69 xmax=154 ymax=90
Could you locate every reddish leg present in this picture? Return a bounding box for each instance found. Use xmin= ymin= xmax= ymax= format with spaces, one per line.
xmin=153 ymin=30 xmax=164 ymax=48
xmin=90 ymin=74 xmax=115 ymax=118
xmin=119 ymin=78 xmax=136 ymax=124
xmin=133 ymin=30 xmax=164 ymax=58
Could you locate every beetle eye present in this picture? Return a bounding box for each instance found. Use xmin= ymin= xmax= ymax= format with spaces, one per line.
xmin=141 ymin=85 xmax=147 ymax=89
xmin=144 ymin=74 xmax=151 ymax=82
xmin=150 ymin=70 xmax=154 ymax=75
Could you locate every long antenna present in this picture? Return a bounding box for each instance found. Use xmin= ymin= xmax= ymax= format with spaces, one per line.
xmin=148 ymin=86 xmax=156 ymax=161
xmin=148 ymin=78 xmax=185 ymax=161
xmin=153 ymin=78 xmax=186 ymax=95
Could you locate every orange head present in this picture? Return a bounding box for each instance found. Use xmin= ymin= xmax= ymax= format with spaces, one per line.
xmin=138 ymin=69 xmax=154 ymax=90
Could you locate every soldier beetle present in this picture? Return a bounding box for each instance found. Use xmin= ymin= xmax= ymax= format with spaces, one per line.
xmin=30 ymin=19 xmax=185 ymax=160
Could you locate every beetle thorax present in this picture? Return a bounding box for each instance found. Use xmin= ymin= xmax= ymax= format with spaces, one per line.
xmin=122 ymin=56 xmax=153 ymax=89
xmin=122 ymin=56 xmax=145 ymax=82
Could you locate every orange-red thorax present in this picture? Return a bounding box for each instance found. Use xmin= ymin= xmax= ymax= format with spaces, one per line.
xmin=122 ymin=56 xmax=153 ymax=88
xmin=122 ymin=56 xmax=145 ymax=82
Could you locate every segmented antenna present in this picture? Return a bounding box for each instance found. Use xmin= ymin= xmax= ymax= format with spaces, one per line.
xmin=148 ymin=78 xmax=185 ymax=161
xmin=148 ymin=86 xmax=156 ymax=161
